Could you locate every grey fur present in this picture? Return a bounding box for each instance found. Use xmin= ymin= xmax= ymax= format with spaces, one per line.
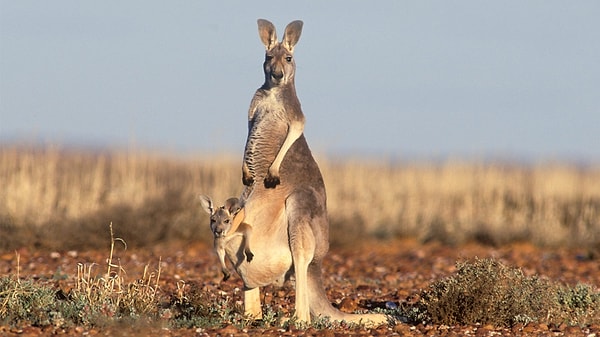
xmin=225 ymin=19 xmax=388 ymax=326
xmin=242 ymin=20 xmax=305 ymax=189
xmin=200 ymin=195 xmax=253 ymax=281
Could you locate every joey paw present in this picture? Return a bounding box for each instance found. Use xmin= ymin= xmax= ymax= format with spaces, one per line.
xmin=246 ymin=251 xmax=254 ymax=262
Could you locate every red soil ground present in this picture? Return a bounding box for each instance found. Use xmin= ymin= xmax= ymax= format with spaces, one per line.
xmin=1 ymin=239 xmax=599 ymax=336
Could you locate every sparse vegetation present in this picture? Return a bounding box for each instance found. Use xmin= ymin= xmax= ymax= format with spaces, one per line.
xmin=414 ymin=258 xmax=600 ymax=327
xmin=2 ymin=246 xmax=600 ymax=332
xmin=0 ymin=276 xmax=63 ymax=327
xmin=0 ymin=223 xmax=163 ymax=329
xmin=70 ymin=223 xmax=162 ymax=325
xmin=0 ymin=223 xmax=368 ymax=331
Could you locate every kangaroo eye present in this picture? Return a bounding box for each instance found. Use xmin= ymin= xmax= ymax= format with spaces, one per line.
xmin=285 ymin=56 xmax=293 ymax=62
xmin=266 ymin=54 xmax=274 ymax=61
xmin=224 ymin=219 xmax=230 ymax=224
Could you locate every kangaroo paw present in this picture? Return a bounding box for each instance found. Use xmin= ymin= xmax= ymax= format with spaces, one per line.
xmin=243 ymin=174 xmax=254 ymax=186
xmin=263 ymin=173 xmax=280 ymax=188
xmin=245 ymin=251 xmax=254 ymax=262
xmin=222 ymin=270 xmax=231 ymax=281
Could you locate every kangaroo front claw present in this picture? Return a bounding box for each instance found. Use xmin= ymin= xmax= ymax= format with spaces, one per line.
xmin=264 ymin=174 xmax=280 ymax=188
xmin=243 ymin=174 xmax=254 ymax=186
xmin=222 ymin=269 xmax=231 ymax=281
xmin=245 ymin=250 xmax=254 ymax=262
xmin=242 ymin=163 xmax=254 ymax=186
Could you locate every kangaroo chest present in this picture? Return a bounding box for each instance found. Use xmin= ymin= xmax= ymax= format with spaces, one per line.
xmin=244 ymin=93 xmax=290 ymax=177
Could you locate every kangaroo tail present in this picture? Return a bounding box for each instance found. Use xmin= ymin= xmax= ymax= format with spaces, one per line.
xmin=307 ymin=262 xmax=389 ymax=327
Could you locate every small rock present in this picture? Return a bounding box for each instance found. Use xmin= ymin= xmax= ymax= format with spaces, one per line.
xmin=320 ymin=329 xmax=335 ymax=337
xmin=522 ymin=324 xmax=536 ymax=333
xmin=218 ymin=324 xmax=238 ymax=334
xmin=385 ymin=301 xmax=398 ymax=309
xmin=67 ymin=250 xmax=78 ymax=258
xmin=338 ymin=297 xmax=358 ymax=312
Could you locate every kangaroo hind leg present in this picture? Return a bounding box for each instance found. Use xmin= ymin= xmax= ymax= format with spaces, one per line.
xmin=286 ymin=189 xmax=320 ymax=324
xmin=240 ymin=223 xmax=254 ymax=262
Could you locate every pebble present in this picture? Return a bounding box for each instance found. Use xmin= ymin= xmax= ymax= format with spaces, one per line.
xmin=385 ymin=301 xmax=398 ymax=309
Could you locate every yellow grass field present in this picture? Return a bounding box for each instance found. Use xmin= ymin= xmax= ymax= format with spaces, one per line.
xmin=1 ymin=144 xmax=599 ymax=251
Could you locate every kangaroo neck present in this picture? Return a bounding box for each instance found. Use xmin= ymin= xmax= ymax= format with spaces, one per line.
xmin=260 ymin=82 xmax=300 ymax=107
xmin=262 ymin=79 xmax=296 ymax=93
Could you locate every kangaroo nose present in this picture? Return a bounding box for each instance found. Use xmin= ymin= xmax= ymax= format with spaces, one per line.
xmin=214 ymin=228 xmax=223 ymax=236
xmin=272 ymin=71 xmax=283 ymax=80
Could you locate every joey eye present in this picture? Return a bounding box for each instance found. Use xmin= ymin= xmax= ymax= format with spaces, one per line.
xmin=224 ymin=219 xmax=230 ymax=224
xmin=285 ymin=56 xmax=293 ymax=62
xmin=265 ymin=54 xmax=274 ymax=61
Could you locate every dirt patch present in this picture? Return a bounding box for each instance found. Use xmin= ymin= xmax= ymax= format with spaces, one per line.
xmin=1 ymin=239 xmax=599 ymax=336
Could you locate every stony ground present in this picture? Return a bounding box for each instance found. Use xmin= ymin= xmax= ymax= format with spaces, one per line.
xmin=1 ymin=239 xmax=599 ymax=336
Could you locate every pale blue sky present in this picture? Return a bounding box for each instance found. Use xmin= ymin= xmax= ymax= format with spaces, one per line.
xmin=1 ymin=1 xmax=599 ymax=162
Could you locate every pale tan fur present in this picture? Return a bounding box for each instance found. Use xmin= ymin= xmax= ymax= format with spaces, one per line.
xmin=221 ymin=19 xmax=388 ymax=327
xmin=199 ymin=195 xmax=253 ymax=281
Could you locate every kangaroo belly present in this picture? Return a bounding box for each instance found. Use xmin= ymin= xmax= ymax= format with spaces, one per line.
xmin=225 ymin=202 xmax=292 ymax=288
xmin=225 ymin=233 xmax=291 ymax=288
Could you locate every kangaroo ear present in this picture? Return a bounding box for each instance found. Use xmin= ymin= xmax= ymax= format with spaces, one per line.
xmin=224 ymin=197 xmax=242 ymax=215
xmin=199 ymin=195 xmax=214 ymax=215
xmin=257 ymin=19 xmax=277 ymax=50
xmin=282 ymin=20 xmax=303 ymax=52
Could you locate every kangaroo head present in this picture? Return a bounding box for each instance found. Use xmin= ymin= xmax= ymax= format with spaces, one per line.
xmin=199 ymin=195 xmax=242 ymax=237
xmin=257 ymin=19 xmax=303 ymax=88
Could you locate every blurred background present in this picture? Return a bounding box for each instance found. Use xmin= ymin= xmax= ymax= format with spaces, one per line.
xmin=2 ymin=1 xmax=599 ymax=161
xmin=1 ymin=1 xmax=599 ymax=251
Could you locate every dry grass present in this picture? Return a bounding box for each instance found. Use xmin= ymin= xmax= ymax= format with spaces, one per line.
xmin=73 ymin=223 xmax=162 ymax=324
xmin=0 ymin=223 xmax=165 ymax=329
xmin=0 ymin=145 xmax=240 ymax=250
xmin=322 ymin=160 xmax=600 ymax=247
xmin=1 ymin=144 xmax=600 ymax=251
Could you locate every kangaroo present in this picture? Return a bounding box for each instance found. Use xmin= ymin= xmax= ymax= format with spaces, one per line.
xmin=242 ymin=19 xmax=305 ymax=189
xmin=199 ymin=195 xmax=253 ymax=281
xmin=220 ymin=19 xmax=388 ymax=327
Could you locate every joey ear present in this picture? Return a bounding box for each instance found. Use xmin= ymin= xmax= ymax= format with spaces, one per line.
xmin=282 ymin=20 xmax=303 ymax=52
xmin=199 ymin=195 xmax=214 ymax=215
xmin=224 ymin=197 xmax=242 ymax=215
xmin=257 ymin=19 xmax=277 ymax=50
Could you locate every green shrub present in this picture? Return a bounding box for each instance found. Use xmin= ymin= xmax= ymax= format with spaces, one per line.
xmin=419 ymin=258 xmax=551 ymax=326
xmin=556 ymin=283 xmax=600 ymax=324
xmin=418 ymin=258 xmax=600 ymax=327
xmin=0 ymin=276 xmax=64 ymax=327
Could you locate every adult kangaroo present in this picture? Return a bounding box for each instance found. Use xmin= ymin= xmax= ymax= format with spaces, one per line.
xmin=224 ymin=19 xmax=388 ymax=326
